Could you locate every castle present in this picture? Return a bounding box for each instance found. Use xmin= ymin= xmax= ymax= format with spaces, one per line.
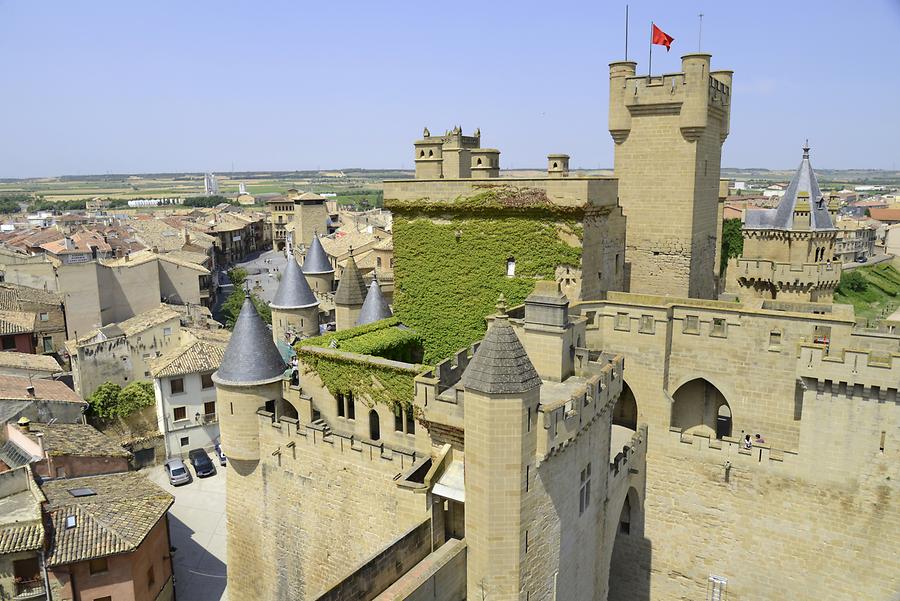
xmin=216 ymin=51 xmax=899 ymax=600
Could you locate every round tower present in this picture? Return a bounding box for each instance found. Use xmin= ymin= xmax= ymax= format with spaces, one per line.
xmin=301 ymin=234 xmax=335 ymax=294
xmin=356 ymin=279 xmax=392 ymax=327
xmin=461 ymin=307 xmax=541 ymax=600
xmin=334 ymin=252 xmax=368 ymax=330
xmin=213 ymin=294 xmax=287 ymax=471
xmin=271 ymin=254 xmax=320 ymax=342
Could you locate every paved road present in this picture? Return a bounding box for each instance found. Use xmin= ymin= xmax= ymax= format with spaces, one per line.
xmin=145 ymin=464 xmax=229 ymax=601
xmin=842 ymin=253 xmax=893 ymax=270
xmin=233 ymin=248 xmax=288 ymax=304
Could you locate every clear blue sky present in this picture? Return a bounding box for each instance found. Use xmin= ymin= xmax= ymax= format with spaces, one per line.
xmin=2 ymin=0 xmax=899 ymax=177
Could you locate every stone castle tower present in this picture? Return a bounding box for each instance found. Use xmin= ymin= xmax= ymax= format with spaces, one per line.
xmin=301 ymin=234 xmax=334 ymax=294
xmin=414 ymin=126 xmax=500 ymax=179
xmin=609 ymin=54 xmax=732 ymax=299
xmin=213 ymin=295 xmax=287 ymax=601
xmin=462 ymin=309 xmax=542 ymax=599
xmin=728 ymin=145 xmax=841 ymax=302
xmin=270 ymin=253 xmax=320 ymax=342
xmin=333 ymin=252 xmax=367 ymax=330
xmin=293 ymin=192 xmax=329 ymax=249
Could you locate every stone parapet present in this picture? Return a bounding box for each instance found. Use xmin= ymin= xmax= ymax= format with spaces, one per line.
xmin=797 ymin=344 xmax=900 ymax=393
xmin=668 ymin=427 xmax=800 ymax=469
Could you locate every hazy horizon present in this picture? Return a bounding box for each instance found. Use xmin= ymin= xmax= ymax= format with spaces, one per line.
xmin=3 ymin=0 xmax=899 ymax=178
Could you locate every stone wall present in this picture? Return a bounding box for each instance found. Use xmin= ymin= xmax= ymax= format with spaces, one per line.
xmin=225 ymin=412 xmax=429 ymax=601
xmin=315 ymin=518 xmax=431 ymax=601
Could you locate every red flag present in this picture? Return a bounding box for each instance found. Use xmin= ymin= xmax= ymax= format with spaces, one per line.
xmin=652 ymin=24 xmax=674 ymax=51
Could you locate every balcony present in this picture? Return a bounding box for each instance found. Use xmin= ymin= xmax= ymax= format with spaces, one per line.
xmin=13 ymin=579 xmax=46 ymax=599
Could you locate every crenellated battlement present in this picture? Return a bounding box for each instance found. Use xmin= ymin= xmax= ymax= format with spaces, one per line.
xmin=669 ymin=427 xmax=800 ymax=468
xmin=256 ymin=410 xmax=420 ymax=472
xmin=797 ymin=344 xmax=900 ymax=395
xmin=536 ymin=352 xmax=625 ymax=460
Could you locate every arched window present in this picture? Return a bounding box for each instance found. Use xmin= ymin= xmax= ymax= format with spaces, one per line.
xmin=553 ymin=161 xmax=558 ymax=168
xmin=506 ymin=257 xmax=516 ymax=277
xmin=477 ymin=158 xmax=483 ymax=166
xmin=419 ymin=150 xmax=425 ymax=158
xmin=369 ymin=409 xmax=381 ymax=441
xmin=428 ymin=149 xmax=434 ymax=157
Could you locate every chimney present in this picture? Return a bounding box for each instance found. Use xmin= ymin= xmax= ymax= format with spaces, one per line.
xmin=35 ymin=432 xmax=45 ymax=456
xmin=151 ymin=246 xmax=159 ymax=253
xmin=124 ymin=252 xmax=130 ymax=262
xmin=26 ymin=385 xmax=35 ymax=397
xmin=547 ymin=154 xmax=570 ymax=178
xmin=17 ymin=416 xmax=31 ymax=432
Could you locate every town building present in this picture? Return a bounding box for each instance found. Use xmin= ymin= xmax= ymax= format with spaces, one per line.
xmin=0 ymin=466 xmax=46 ymax=600
xmin=0 ymin=352 xmax=61 ymax=379
xmin=66 ymin=305 xmax=184 ymax=399
xmin=150 ymin=328 xmax=229 ymax=458
xmin=267 ymin=195 xmax=293 ymax=251
xmin=42 ymin=471 xmax=175 ymax=601
xmin=0 ymin=375 xmax=86 ymax=426
xmin=0 ymin=282 xmax=67 ymax=356
xmin=833 ymin=218 xmax=877 ymax=263
xmin=0 ymin=310 xmax=36 ymax=353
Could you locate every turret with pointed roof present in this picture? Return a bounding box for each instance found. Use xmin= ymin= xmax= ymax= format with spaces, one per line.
xmin=301 ymin=234 xmax=334 ymax=294
xmin=214 ymin=295 xmax=287 ymax=464
xmin=728 ymin=144 xmax=841 ymax=303
xmin=461 ymin=304 xmax=541 ymax=598
xmin=271 ymin=257 xmax=320 ymax=342
xmin=356 ymin=280 xmax=392 ymax=326
xmin=334 ymin=253 xmax=368 ymax=330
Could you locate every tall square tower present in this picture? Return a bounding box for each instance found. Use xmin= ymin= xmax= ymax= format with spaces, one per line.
xmin=609 ymin=54 xmax=732 ymax=299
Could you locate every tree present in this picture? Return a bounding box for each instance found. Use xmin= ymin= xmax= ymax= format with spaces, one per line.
xmin=88 ymin=382 xmax=123 ymax=419
xmin=838 ymin=270 xmax=868 ymax=293
xmin=227 ymin=267 xmax=248 ymax=288
xmin=116 ymin=381 xmax=155 ymax=415
xmin=221 ymin=289 xmax=271 ymax=328
xmin=719 ymin=218 xmax=744 ymax=277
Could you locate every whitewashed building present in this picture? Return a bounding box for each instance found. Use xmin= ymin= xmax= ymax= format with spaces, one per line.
xmin=150 ymin=331 xmax=228 ymax=458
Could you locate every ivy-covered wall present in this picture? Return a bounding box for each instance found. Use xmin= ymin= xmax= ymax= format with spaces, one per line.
xmin=392 ymin=211 xmax=583 ymax=364
xmin=295 ymin=318 xmax=426 ymax=411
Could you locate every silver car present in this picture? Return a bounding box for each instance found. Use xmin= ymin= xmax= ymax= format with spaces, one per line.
xmin=165 ymin=458 xmax=193 ymax=486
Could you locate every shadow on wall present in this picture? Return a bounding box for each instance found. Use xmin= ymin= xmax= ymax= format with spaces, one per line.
xmin=168 ymin=513 xmax=228 ymax=601
xmin=608 ymin=487 xmax=652 ymax=601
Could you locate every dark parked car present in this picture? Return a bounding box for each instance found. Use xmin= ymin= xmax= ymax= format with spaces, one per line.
xmin=188 ymin=448 xmax=217 ymax=477
xmin=164 ymin=458 xmax=192 ymax=486
xmin=856 ymin=256 xmax=868 ymax=263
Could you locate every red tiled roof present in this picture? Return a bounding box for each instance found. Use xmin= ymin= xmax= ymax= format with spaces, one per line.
xmin=867 ymin=208 xmax=900 ymax=222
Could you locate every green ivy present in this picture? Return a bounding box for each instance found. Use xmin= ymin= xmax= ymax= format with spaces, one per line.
xmin=386 ymin=185 xmax=587 ymax=217
xmin=297 ymin=349 xmax=421 ymax=411
xmin=296 ymin=318 xmax=427 ymax=411
xmin=720 ymin=218 xmax=744 ymax=277
xmin=391 ymin=212 xmax=582 ymax=363
xmin=301 ymin=317 xmax=424 ymax=362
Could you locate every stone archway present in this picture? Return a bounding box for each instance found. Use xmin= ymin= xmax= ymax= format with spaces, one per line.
xmin=608 ymin=487 xmax=646 ymax=601
xmin=613 ymin=382 xmax=638 ymax=431
xmin=671 ymin=378 xmax=732 ymax=439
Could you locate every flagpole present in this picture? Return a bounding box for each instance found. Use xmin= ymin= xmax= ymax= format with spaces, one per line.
xmin=648 ymin=21 xmax=653 ymax=77
xmin=624 ymin=5 xmax=629 ymax=60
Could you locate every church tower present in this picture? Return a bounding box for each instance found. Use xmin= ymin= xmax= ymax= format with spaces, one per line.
xmin=462 ymin=309 xmax=541 ymax=600
xmin=270 ymin=254 xmax=320 ymax=342
xmin=334 ymin=253 xmax=367 ymax=330
xmin=609 ymin=54 xmax=733 ymax=299
xmin=213 ymin=295 xmax=286 ymax=600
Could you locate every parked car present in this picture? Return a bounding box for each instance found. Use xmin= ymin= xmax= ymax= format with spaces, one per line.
xmin=856 ymin=256 xmax=868 ymax=263
xmin=165 ymin=458 xmax=192 ymax=486
xmin=214 ymin=443 xmax=227 ymax=467
xmin=188 ymin=448 xmax=217 ymax=477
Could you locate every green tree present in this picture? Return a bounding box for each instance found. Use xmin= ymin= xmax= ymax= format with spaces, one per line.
xmin=88 ymin=382 xmax=123 ymax=419
xmin=221 ymin=289 xmax=271 ymax=328
xmin=227 ymin=267 xmax=248 ymax=288
xmin=116 ymin=381 xmax=155 ymax=416
xmin=838 ymin=270 xmax=868 ymax=293
xmin=719 ymin=218 xmax=744 ymax=277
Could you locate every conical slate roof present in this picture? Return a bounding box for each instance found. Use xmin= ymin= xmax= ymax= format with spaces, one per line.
xmin=271 ymin=256 xmax=318 ymax=309
xmin=302 ymin=235 xmax=334 ymax=275
xmin=462 ymin=316 xmax=541 ymax=395
xmin=213 ymin=295 xmax=287 ymax=386
xmin=334 ymin=254 xmax=367 ymax=306
xmin=356 ymin=280 xmax=393 ymax=326
xmin=744 ymin=145 xmax=834 ymax=231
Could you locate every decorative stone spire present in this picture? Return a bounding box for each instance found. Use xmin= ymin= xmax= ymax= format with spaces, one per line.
xmin=213 ymin=295 xmax=287 ymax=386
xmin=301 ymin=234 xmax=334 ymax=275
xmin=356 ymin=280 xmax=393 ymax=326
xmin=461 ymin=313 xmax=541 ymax=395
xmin=271 ymin=256 xmax=318 ymax=309
xmin=334 ymin=254 xmax=367 ymax=307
